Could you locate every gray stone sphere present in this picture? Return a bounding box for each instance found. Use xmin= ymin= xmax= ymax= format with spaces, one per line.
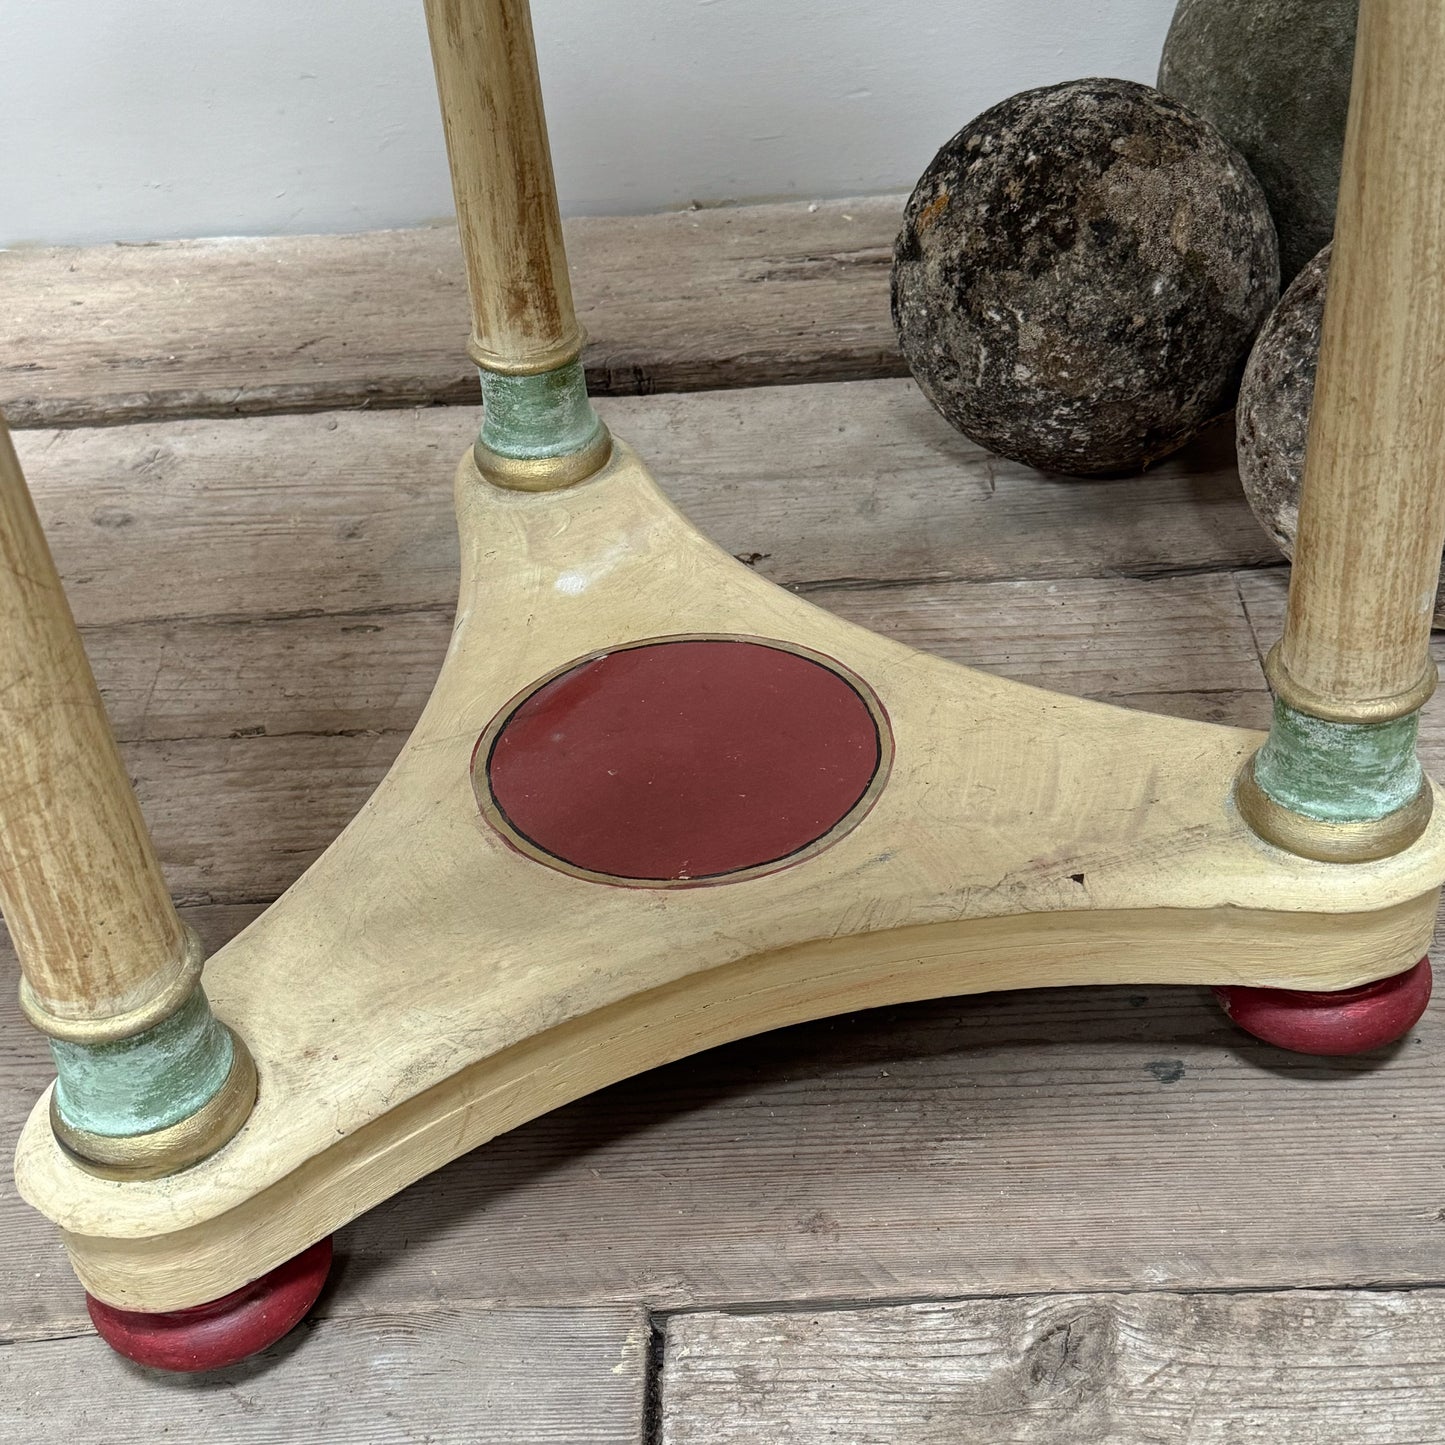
xmin=1236 ymin=242 xmax=1445 ymax=626
xmin=892 ymin=78 xmax=1279 ymax=477
xmin=1158 ymin=0 xmax=1357 ymax=282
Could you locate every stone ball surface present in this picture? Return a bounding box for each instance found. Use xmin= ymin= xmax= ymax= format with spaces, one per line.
xmin=892 ymin=78 xmax=1279 ymax=477
xmin=1236 ymin=242 xmax=1445 ymax=627
xmin=1158 ymin=0 xmax=1357 ymax=282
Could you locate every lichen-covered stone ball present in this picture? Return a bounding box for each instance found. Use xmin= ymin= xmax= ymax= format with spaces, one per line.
xmin=1236 ymin=242 xmax=1445 ymax=626
xmin=1235 ymin=245 xmax=1328 ymax=558
xmin=1159 ymin=0 xmax=1356 ymax=282
xmin=892 ymin=78 xmax=1279 ymax=477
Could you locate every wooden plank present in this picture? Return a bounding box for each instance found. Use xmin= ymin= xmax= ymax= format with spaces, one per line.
xmin=0 ymin=581 xmax=1271 ymax=1332
xmin=0 ymin=386 xmax=1270 ymax=903
xmin=36 ymin=439 xmax=1392 ymax=1317
xmin=660 ymin=1291 xmax=1445 ymax=1444
xmin=334 ymin=966 xmax=1445 ymax=1312
xmin=8 ymin=383 xmax=1270 ymax=631
xmin=120 ymin=731 xmax=400 ymax=904
xmin=816 ymin=572 xmax=1264 ymax=705
xmin=83 ymin=571 xmax=1264 ymax=746
xmin=0 ymin=1306 xmax=648 ymax=1444
xmin=0 ymin=197 xmax=905 ymax=429
xmin=2 ymin=389 xmax=1435 ymax=1344
xmin=1238 ymin=565 xmax=1445 ymax=674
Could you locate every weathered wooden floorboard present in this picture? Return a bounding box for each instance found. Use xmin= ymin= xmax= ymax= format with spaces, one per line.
xmin=0 ymin=384 xmax=1277 ymax=905
xmin=82 ymin=569 xmax=1266 ymax=747
xmin=8 ymin=383 xmax=1271 ymax=632
xmin=0 ymin=1306 xmax=648 ymax=1444
xmin=3 ymin=369 xmax=1438 ymax=1384
xmin=0 ymin=197 xmax=905 ymax=429
xmin=660 ymin=1290 xmax=1445 ymax=1444
xmin=1234 ymin=566 xmax=1290 ymax=652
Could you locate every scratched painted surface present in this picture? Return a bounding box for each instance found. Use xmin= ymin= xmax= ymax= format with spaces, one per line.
xmin=1253 ymin=699 xmax=1422 ymax=822
xmin=49 ymin=988 xmax=234 ymax=1136
xmin=481 ymin=637 xmax=888 ymax=884
xmin=478 ymin=360 xmax=604 ymax=460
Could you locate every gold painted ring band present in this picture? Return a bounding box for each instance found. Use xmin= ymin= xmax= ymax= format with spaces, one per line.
xmin=1235 ymin=757 xmax=1434 ymax=864
xmin=1265 ymin=644 xmax=1439 ymax=726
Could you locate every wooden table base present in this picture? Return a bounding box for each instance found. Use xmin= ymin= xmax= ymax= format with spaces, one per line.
xmin=16 ymin=438 xmax=1445 ymax=1317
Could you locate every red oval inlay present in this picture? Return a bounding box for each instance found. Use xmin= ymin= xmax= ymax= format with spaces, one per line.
xmin=480 ymin=638 xmax=887 ymax=885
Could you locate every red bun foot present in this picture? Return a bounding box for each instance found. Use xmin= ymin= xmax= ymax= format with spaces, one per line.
xmin=86 ymin=1236 xmax=332 ymax=1372
xmin=1215 ymin=958 xmax=1432 ymax=1056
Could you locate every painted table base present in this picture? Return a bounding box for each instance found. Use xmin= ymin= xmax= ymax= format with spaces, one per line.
xmin=15 ymin=440 xmax=1445 ymax=1353
xmin=89 ymin=956 xmax=1432 ymax=1371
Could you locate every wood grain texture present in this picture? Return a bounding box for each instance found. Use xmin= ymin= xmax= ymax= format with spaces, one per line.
xmin=0 ymin=1305 xmax=647 ymax=1444
xmin=68 ymin=570 xmax=1269 ymax=910
xmin=661 ymin=1291 xmax=1445 ymax=1444
xmin=81 ymin=571 xmax=1267 ymax=747
xmin=0 ymin=420 xmax=187 ymax=1023
xmin=423 ymin=0 xmax=582 ymax=374
xmin=0 ymin=376 xmax=1439 ymax=1376
xmin=0 ymin=390 xmax=1433 ymax=1335
xmin=0 ymin=198 xmax=905 ymax=429
xmin=7 ymin=384 xmax=1267 ymax=632
xmin=1280 ymin=0 xmax=1445 ymax=716
xmin=0 ymin=390 xmax=1270 ymax=911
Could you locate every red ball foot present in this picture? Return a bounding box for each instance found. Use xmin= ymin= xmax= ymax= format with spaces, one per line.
xmin=1215 ymin=957 xmax=1432 ymax=1056
xmin=86 ymin=1236 xmax=332 ymax=1373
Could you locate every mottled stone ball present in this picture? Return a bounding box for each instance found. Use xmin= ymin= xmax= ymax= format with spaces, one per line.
xmin=1159 ymin=0 xmax=1356 ymax=282
xmin=1236 ymin=243 xmax=1445 ymax=626
xmin=892 ymin=79 xmax=1279 ymax=477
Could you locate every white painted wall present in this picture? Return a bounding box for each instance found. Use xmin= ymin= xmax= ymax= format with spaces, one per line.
xmin=0 ymin=1 xmax=1175 ymax=247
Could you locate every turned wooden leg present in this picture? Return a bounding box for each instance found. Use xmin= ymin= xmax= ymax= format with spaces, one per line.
xmin=0 ymin=415 xmax=330 ymax=1365
xmin=423 ymin=0 xmax=611 ymax=490
xmin=1235 ymin=0 xmax=1445 ymax=866
xmin=1224 ymin=2 xmax=1445 ymax=1052
xmin=0 ymin=415 xmax=252 ymax=1173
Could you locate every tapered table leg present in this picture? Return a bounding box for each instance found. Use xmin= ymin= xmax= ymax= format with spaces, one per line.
xmin=423 ymin=0 xmax=611 ymax=490
xmin=1229 ymin=0 xmax=1445 ymax=1051
xmin=0 ymin=415 xmax=329 ymax=1364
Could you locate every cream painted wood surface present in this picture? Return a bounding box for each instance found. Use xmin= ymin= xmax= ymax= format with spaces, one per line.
xmin=0 ymin=199 xmax=905 ymax=429
xmin=0 ymin=1305 xmax=648 ymax=1444
xmin=0 ymin=419 xmax=188 ymax=1026
xmin=423 ymin=0 xmax=583 ymax=373
xmin=1279 ymin=0 xmax=1445 ymax=718
xmin=14 ymin=438 xmax=1445 ymax=1311
xmin=661 ymin=1292 xmax=1445 ymax=1443
xmin=11 ymin=915 xmax=1445 ymax=1340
